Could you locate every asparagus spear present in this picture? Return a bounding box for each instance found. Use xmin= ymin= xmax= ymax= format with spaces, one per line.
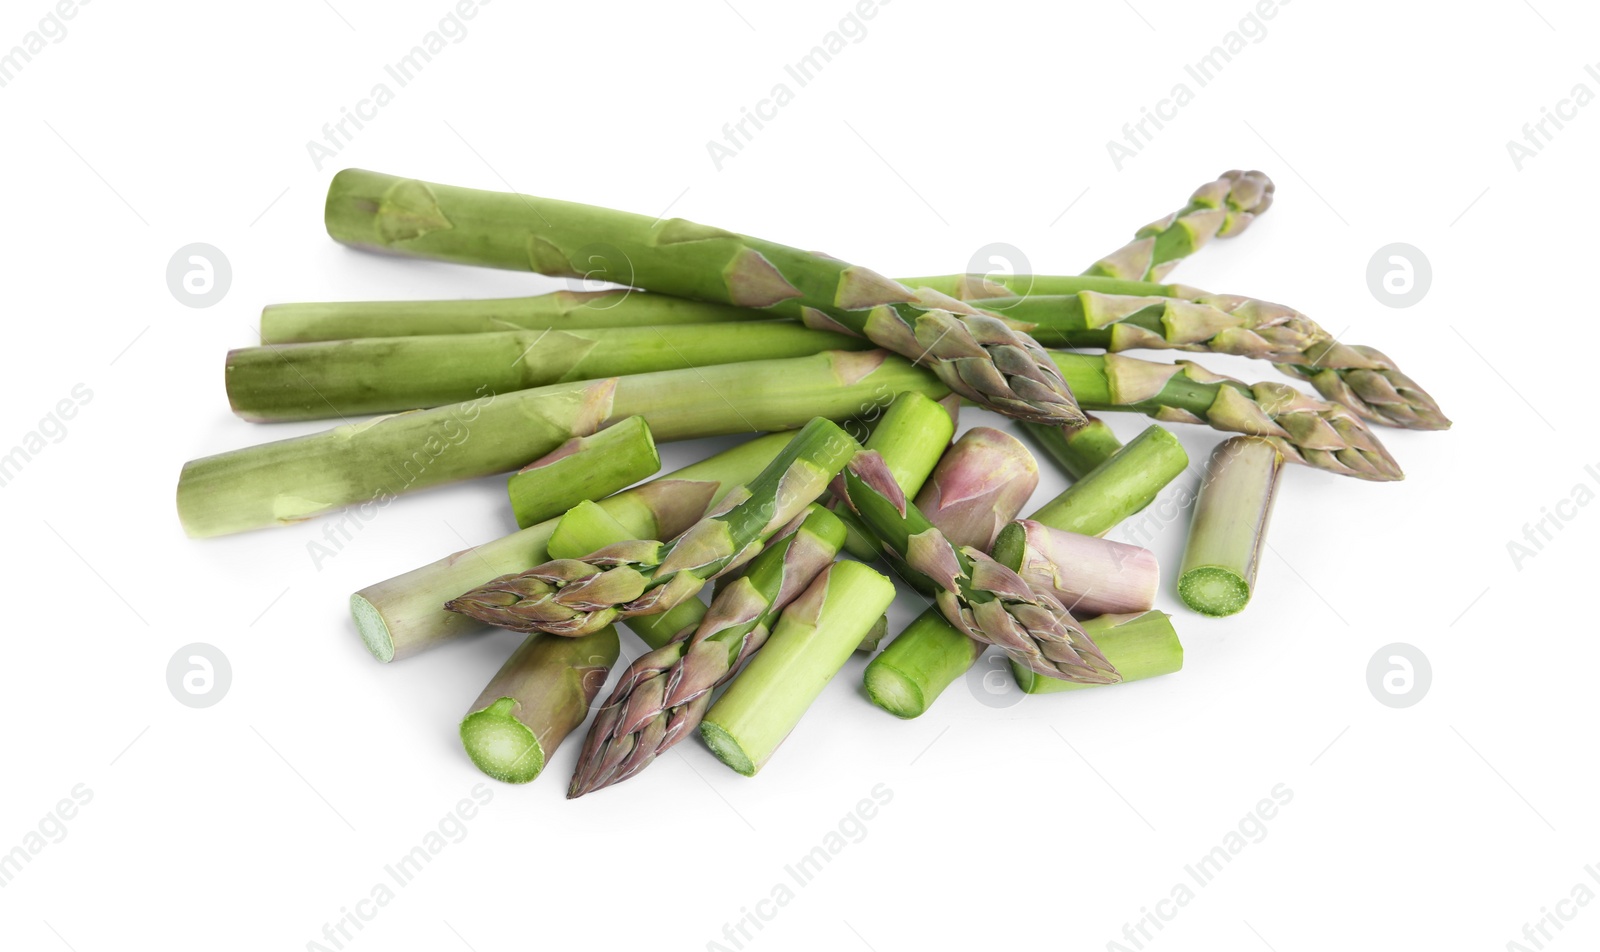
xmin=833 ymin=391 xmax=956 ymax=561
xmin=832 ymin=451 xmax=1116 ymax=684
xmin=507 ymin=417 xmax=659 ymax=530
xmin=458 ymin=627 xmax=619 ymax=784
xmin=1084 ymin=170 xmax=1275 ymax=282
xmin=177 ymin=349 xmax=944 ymax=538
xmin=349 ymin=431 xmax=793 ymax=662
xmin=1177 ymin=437 xmax=1284 ymax=616
xmin=1011 ymin=611 xmax=1183 ymax=694
xmin=991 ymin=520 xmax=1160 ymax=617
xmin=325 ymin=169 xmax=1085 ymax=426
xmin=1022 ymin=425 xmax=1190 ymax=537
xmin=911 ymin=427 xmax=1038 ymax=551
xmin=1020 ymin=415 xmax=1124 ymax=481
xmin=227 ymin=322 xmax=864 ymax=422
xmin=700 ymin=561 xmax=897 ymax=777
xmin=567 ymin=505 xmax=847 ymax=797
xmin=446 ymin=418 xmax=857 ymax=636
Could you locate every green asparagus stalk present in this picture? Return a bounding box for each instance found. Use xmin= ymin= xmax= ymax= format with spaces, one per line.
xmin=833 ymin=452 xmax=1116 ymax=683
xmin=176 ymin=348 xmax=945 ymax=538
xmin=506 ymin=417 xmax=659 ymax=529
xmin=349 ymin=431 xmax=793 ymax=662
xmin=458 ymin=627 xmax=619 ymax=784
xmin=834 ymin=391 xmax=957 ymax=560
xmin=226 ymin=322 xmax=865 ymax=422
xmin=863 ymin=609 xmax=986 ymax=718
xmin=991 ymin=520 xmax=1160 ymax=617
xmin=446 ymin=418 xmax=857 ymax=636
xmin=700 ymin=560 xmax=897 ymax=777
xmin=1084 ymin=170 xmax=1275 ymax=282
xmin=567 ymin=504 xmax=847 ymax=797
xmin=1011 ymin=611 xmax=1183 ymax=694
xmin=259 ymin=289 xmax=758 ymax=344
xmin=1020 ymin=415 xmax=1124 ymax=480
xmin=1022 ymin=425 xmax=1190 ymax=537
xmin=325 ymin=169 xmax=1085 ymax=425
xmin=1177 ymin=437 xmax=1285 ymax=616
xmin=913 ymin=427 xmax=1038 ymax=551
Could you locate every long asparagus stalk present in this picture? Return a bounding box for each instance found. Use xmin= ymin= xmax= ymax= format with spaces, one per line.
xmin=1011 ymin=611 xmax=1183 ymax=694
xmin=325 ymin=169 xmax=1084 ymax=426
xmin=1177 ymin=437 xmax=1284 ymax=616
xmin=446 ymin=417 xmax=857 ymax=636
xmin=458 ymin=627 xmax=619 ymax=784
xmin=177 ymin=349 xmax=943 ymax=538
xmin=507 ymin=416 xmax=659 ymax=530
xmin=1084 ymin=170 xmax=1275 ymax=282
xmin=700 ymin=560 xmax=896 ymax=777
xmin=349 ymin=431 xmax=793 ymax=662
xmin=567 ymin=504 xmax=847 ymax=797
xmin=227 ymin=322 xmax=864 ymax=422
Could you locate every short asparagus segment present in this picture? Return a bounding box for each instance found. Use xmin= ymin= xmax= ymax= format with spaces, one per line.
xmin=863 ymin=608 xmax=986 ymax=719
xmin=1084 ymin=170 xmax=1275 ymax=282
xmin=349 ymin=432 xmax=793 ymax=662
xmin=1020 ymin=415 xmax=1124 ymax=480
xmin=834 ymin=391 xmax=957 ymax=561
xmin=700 ymin=561 xmax=897 ymax=777
xmin=446 ymin=418 xmax=858 ymax=636
xmin=458 ymin=627 xmax=620 ymax=784
xmin=912 ymin=427 xmax=1038 ymax=551
xmin=1011 ymin=612 xmax=1183 ymax=694
xmin=326 ymin=169 xmax=1085 ymax=426
xmin=507 ymin=417 xmax=660 ymax=530
xmin=567 ymin=505 xmax=847 ymax=797
xmin=1178 ymin=437 xmax=1285 ymax=616
xmin=1025 ymin=425 xmax=1190 ymax=537
xmin=227 ymin=322 xmax=863 ymax=422
xmin=991 ymin=521 xmax=1160 ymax=617
xmin=259 ymin=289 xmax=758 ymax=344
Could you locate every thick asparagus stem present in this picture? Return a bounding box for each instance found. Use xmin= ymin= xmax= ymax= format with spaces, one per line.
xmin=349 ymin=432 xmax=792 ymax=662
xmin=1024 ymin=425 xmax=1190 ymax=537
xmin=567 ymin=505 xmax=847 ymax=797
xmin=863 ymin=608 xmax=986 ymax=719
xmin=991 ymin=520 xmax=1160 ymax=617
xmin=506 ymin=417 xmax=659 ymax=529
xmin=1178 ymin=437 xmax=1285 ymax=616
xmin=446 ymin=418 xmax=857 ymax=636
xmin=458 ymin=627 xmax=619 ymax=784
xmin=259 ymin=289 xmax=757 ymax=344
xmin=1084 ymin=170 xmax=1275 ymax=282
xmin=835 ymin=391 xmax=956 ymax=560
xmin=700 ymin=561 xmax=896 ymax=777
xmin=1011 ymin=612 xmax=1183 ymax=694
xmin=912 ymin=427 xmax=1038 ymax=551
xmin=226 ymin=322 xmax=865 ymax=422
xmin=177 ymin=348 xmax=944 ymax=538
xmin=325 ymin=169 xmax=1084 ymax=425
xmin=1020 ymin=415 xmax=1124 ymax=480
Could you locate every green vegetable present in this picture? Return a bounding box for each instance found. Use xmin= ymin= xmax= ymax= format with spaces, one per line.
xmin=507 ymin=417 xmax=659 ymax=530
xmin=1177 ymin=437 xmax=1284 ymax=616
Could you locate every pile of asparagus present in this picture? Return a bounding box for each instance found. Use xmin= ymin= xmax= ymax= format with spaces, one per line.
xmin=179 ymin=169 xmax=1446 ymax=794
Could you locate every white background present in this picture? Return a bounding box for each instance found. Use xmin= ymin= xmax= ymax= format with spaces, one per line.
xmin=1 ymin=1 xmax=1593 ymax=950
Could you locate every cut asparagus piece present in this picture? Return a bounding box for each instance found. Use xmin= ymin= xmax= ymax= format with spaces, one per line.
xmin=260 ymin=289 xmax=757 ymax=344
xmin=458 ymin=627 xmax=619 ymax=784
xmin=227 ymin=322 xmax=865 ymax=422
xmin=991 ymin=520 xmax=1160 ymax=617
xmin=1024 ymin=425 xmax=1189 ymax=537
xmin=913 ymin=426 xmax=1038 ymax=551
xmin=446 ymin=417 xmax=857 ymax=636
xmin=1020 ymin=415 xmax=1124 ymax=481
xmin=507 ymin=417 xmax=659 ymax=530
xmin=1011 ymin=611 xmax=1183 ymax=694
xmin=568 ymin=505 xmax=847 ymax=797
xmin=700 ymin=561 xmax=896 ymax=777
xmin=177 ymin=349 xmax=945 ymax=538
xmin=856 ymin=614 xmax=891 ymax=653
xmin=863 ymin=608 xmax=986 ymax=719
xmin=1178 ymin=437 xmax=1284 ymax=616
xmin=349 ymin=432 xmax=793 ymax=662
xmin=326 ymin=169 xmax=1085 ymax=425
xmin=835 ymin=391 xmax=957 ymax=560
xmin=1084 ymin=170 xmax=1275 ymax=282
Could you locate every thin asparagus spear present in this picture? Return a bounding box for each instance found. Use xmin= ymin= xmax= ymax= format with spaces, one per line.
xmin=1084 ymin=170 xmax=1275 ymax=282
xmin=911 ymin=427 xmax=1038 ymax=551
xmin=834 ymin=391 xmax=956 ymax=561
xmin=325 ymin=169 xmax=1085 ymax=426
xmin=1011 ymin=611 xmax=1183 ymax=694
xmin=458 ymin=627 xmax=619 ymax=784
xmin=446 ymin=417 xmax=858 ymax=636
xmin=349 ymin=431 xmax=793 ymax=662
xmin=991 ymin=520 xmax=1160 ymax=617
xmin=700 ymin=561 xmax=896 ymax=777
xmin=507 ymin=417 xmax=660 ymax=529
xmin=567 ymin=504 xmax=847 ymax=797
xmin=1023 ymin=425 xmax=1190 ymax=537
xmin=1020 ymin=415 xmax=1124 ymax=481
xmin=1178 ymin=437 xmax=1284 ymax=616
xmin=226 ymin=322 xmax=864 ymax=422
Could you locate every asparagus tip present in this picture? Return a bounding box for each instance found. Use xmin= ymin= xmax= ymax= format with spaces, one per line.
xmin=349 ymin=593 xmax=396 ymax=663
xmin=460 ymin=697 xmax=546 ymax=783
xmin=1177 ymin=566 xmax=1252 ymax=617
